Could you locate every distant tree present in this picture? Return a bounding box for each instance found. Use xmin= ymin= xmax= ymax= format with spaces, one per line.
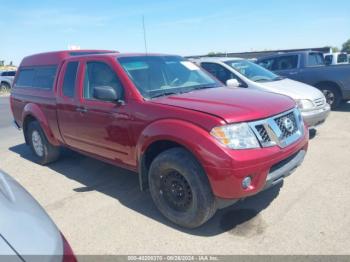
xmin=331 ymin=46 xmax=340 ymax=53
xmin=207 ymin=51 xmax=225 ymax=57
xmin=341 ymin=39 xmax=350 ymax=53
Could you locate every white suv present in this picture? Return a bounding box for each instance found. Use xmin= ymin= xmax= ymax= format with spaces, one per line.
xmin=192 ymin=57 xmax=330 ymax=128
xmin=0 ymin=70 xmax=16 ymax=90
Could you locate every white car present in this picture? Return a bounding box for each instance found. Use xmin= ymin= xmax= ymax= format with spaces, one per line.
xmin=192 ymin=57 xmax=330 ymax=128
xmin=324 ymin=52 xmax=348 ymax=65
xmin=0 ymin=170 xmax=76 ymax=262
xmin=0 ymin=70 xmax=16 ymax=90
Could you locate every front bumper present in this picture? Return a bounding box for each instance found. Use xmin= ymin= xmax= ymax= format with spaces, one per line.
xmin=263 ymin=149 xmax=306 ymax=190
xmin=301 ymin=104 xmax=330 ymax=128
xmin=204 ymin=125 xmax=309 ymax=200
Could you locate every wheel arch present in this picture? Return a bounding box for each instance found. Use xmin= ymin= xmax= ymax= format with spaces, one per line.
xmin=136 ymin=119 xmax=229 ymax=191
xmin=315 ymin=81 xmax=343 ymax=98
xmin=22 ymin=103 xmax=60 ymax=146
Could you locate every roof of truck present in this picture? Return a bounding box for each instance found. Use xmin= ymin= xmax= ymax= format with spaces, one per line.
xmin=20 ymin=50 xmax=119 ymax=67
xmin=19 ymin=50 xmax=181 ymax=67
xmin=256 ymin=50 xmax=323 ymax=61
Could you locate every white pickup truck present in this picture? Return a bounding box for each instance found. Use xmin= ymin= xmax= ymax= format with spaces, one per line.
xmin=0 ymin=70 xmax=16 ymax=91
xmin=324 ymin=52 xmax=348 ymax=65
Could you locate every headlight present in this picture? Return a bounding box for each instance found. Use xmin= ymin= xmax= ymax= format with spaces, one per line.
xmin=296 ymin=99 xmax=314 ymax=110
xmin=210 ymin=123 xmax=260 ymax=149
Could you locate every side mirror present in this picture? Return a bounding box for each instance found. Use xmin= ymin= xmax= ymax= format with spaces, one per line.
xmin=226 ymin=79 xmax=240 ymax=88
xmin=93 ymin=86 xmax=118 ymax=102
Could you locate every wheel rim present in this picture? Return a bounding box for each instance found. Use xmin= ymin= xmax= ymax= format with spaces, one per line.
xmin=322 ymin=89 xmax=335 ymax=106
xmin=159 ymin=170 xmax=193 ymax=212
xmin=32 ymin=130 xmax=44 ymax=157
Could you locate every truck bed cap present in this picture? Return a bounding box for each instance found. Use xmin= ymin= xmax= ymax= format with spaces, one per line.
xmin=20 ymin=50 xmax=118 ymax=67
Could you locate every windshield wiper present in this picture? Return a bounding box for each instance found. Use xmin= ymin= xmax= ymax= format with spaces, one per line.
xmin=187 ymin=85 xmax=216 ymax=92
xmin=273 ymin=76 xmax=285 ymax=81
xmin=151 ymin=91 xmax=179 ymax=98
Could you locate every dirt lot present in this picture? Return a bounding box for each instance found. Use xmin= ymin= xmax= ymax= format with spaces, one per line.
xmin=0 ymin=96 xmax=349 ymax=255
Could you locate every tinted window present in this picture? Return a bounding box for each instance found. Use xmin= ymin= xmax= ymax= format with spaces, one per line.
xmin=324 ymin=55 xmax=333 ymax=64
xmin=16 ymin=69 xmax=35 ymax=87
xmin=32 ymin=67 xmax=57 ymax=89
xmin=201 ymin=62 xmax=237 ymax=84
xmin=15 ymin=66 xmax=57 ymax=89
xmin=62 ymin=62 xmax=78 ymax=97
xmin=273 ymin=55 xmax=298 ymax=70
xmin=338 ymin=54 xmax=347 ymax=63
xmin=307 ymin=53 xmax=324 ymax=66
xmin=258 ymin=58 xmax=275 ymax=70
xmin=8 ymin=71 xmax=16 ymax=76
xmin=83 ymin=62 xmax=123 ymax=100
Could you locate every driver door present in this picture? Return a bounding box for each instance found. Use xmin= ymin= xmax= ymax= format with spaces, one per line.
xmin=73 ymin=58 xmax=133 ymax=166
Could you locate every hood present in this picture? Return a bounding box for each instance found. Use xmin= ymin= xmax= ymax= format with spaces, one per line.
xmin=260 ymin=78 xmax=324 ymax=100
xmin=151 ymin=87 xmax=295 ymax=123
xmin=0 ymin=171 xmax=63 ymax=261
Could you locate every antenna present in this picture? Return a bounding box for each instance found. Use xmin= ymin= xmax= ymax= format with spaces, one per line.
xmin=142 ymin=15 xmax=148 ymax=54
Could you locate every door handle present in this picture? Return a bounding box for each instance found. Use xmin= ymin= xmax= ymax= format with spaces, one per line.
xmin=76 ymin=107 xmax=88 ymax=113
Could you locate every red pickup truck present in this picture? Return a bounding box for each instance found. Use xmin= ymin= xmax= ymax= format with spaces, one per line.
xmin=10 ymin=50 xmax=308 ymax=228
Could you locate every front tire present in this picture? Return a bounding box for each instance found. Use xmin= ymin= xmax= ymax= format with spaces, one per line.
xmin=149 ymin=147 xmax=217 ymax=228
xmin=0 ymin=82 xmax=11 ymax=92
xmin=27 ymin=121 xmax=60 ymax=165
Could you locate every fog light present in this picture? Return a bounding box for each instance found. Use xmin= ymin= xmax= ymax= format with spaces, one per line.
xmin=242 ymin=176 xmax=252 ymax=189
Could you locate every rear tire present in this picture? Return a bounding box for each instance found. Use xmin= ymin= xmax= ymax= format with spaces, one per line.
xmin=318 ymin=85 xmax=341 ymax=109
xmin=27 ymin=121 xmax=60 ymax=165
xmin=149 ymin=147 xmax=217 ymax=228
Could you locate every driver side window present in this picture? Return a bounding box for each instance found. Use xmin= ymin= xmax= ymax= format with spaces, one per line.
xmin=201 ymin=62 xmax=241 ymax=86
xmin=83 ymin=61 xmax=124 ymax=100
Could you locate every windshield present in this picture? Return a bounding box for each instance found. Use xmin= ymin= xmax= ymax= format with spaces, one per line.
xmin=117 ymin=56 xmax=220 ymax=98
xmin=225 ymin=60 xmax=281 ymax=82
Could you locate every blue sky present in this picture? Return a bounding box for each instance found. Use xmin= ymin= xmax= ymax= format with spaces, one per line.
xmin=1 ymin=0 xmax=349 ymax=65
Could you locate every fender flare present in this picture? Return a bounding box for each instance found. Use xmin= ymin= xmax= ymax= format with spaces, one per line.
xmin=22 ymin=103 xmax=60 ymax=146
xmin=136 ymin=119 xmax=230 ymax=190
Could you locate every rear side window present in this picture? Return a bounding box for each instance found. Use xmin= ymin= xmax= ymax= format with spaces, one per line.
xmin=16 ymin=69 xmax=35 ymax=87
xmin=15 ymin=66 xmax=57 ymax=89
xmin=62 ymin=62 xmax=79 ymax=97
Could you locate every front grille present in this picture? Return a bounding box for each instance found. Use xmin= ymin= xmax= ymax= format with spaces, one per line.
xmin=255 ymin=125 xmax=271 ymax=143
xmin=249 ymin=108 xmax=303 ymax=148
xmin=313 ymin=97 xmax=326 ymax=108
xmin=274 ymin=112 xmax=298 ymax=139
